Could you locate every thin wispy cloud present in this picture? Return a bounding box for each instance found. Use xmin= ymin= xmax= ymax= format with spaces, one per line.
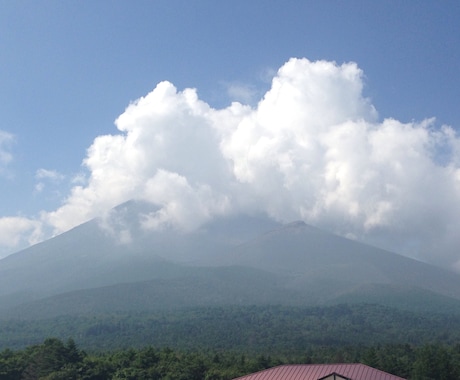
xmin=1 ymin=58 xmax=460 ymax=270
xmin=34 ymin=169 xmax=65 ymax=193
xmin=35 ymin=169 xmax=65 ymax=181
xmin=0 ymin=130 xmax=14 ymax=173
xmin=224 ymin=82 xmax=259 ymax=105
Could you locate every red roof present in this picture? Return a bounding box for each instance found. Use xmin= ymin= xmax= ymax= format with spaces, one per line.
xmin=233 ymin=364 xmax=406 ymax=380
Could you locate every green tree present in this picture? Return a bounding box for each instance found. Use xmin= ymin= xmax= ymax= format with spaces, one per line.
xmin=413 ymin=345 xmax=454 ymax=380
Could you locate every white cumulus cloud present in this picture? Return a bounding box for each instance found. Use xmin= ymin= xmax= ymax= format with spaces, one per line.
xmin=2 ymin=58 xmax=460 ymax=269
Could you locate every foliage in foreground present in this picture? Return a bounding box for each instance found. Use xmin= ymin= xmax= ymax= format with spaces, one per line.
xmin=2 ymin=338 xmax=460 ymax=379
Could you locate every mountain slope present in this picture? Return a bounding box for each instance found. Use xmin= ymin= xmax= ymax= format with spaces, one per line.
xmin=0 ymin=201 xmax=280 ymax=308
xmin=222 ymin=221 xmax=460 ymax=301
xmin=1 ymin=266 xmax=300 ymax=319
xmin=1 ymin=201 xmax=460 ymax=317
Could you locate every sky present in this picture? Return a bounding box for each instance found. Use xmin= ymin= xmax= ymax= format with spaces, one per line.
xmin=1 ymin=1 xmax=460 ymax=270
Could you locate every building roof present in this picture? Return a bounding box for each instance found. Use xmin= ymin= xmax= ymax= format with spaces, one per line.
xmin=233 ymin=364 xmax=406 ymax=380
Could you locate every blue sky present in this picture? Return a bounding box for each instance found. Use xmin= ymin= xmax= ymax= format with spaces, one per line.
xmin=1 ymin=1 xmax=460 ymax=267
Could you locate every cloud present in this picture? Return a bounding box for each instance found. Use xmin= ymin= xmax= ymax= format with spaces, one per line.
xmin=2 ymin=58 xmax=460 ymax=269
xmin=34 ymin=169 xmax=65 ymax=193
xmin=43 ymin=81 xmax=231 ymax=234
xmin=35 ymin=168 xmax=65 ymax=181
xmin=224 ymin=82 xmax=259 ymax=105
xmin=140 ymin=169 xmax=230 ymax=231
xmin=0 ymin=216 xmax=42 ymax=251
xmin=0 ymin=130 xmax=14 ymax=173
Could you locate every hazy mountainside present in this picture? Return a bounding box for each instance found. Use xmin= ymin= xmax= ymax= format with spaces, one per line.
xmin=1 ymin=200 xmax=460 ymax=318
xmin=222 ymin=221 xmax=460 ymax=300
xmin=4 ymin=271 xmax=460 ymax=321
xmin=2 ymin=267 xmax=299 ymax=320
xmin=0 ymin=201 xmax=280 ymax=308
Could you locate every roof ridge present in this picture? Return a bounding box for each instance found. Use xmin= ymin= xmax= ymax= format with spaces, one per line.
xmin=232 ymin=363 xmax=406 ymax=380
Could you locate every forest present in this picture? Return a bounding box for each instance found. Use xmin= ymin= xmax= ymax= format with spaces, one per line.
xmin=2 ymin=304 xmax=460 ymax=379
xmin=2 ymin=304 xmax=460 ymax=352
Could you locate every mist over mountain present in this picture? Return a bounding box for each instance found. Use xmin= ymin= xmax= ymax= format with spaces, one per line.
xmin=1 ymin=200 xmax=460 ymax=318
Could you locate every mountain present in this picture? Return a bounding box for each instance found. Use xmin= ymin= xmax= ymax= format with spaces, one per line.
xmin=0 ymin=200 xmax=280 ymax=308
xmin=1 ymin=200 xmax=460 ymax=318
xmin=2 ymin=266 xmax=299 ymax=319
xmin=221 ymin=221 xmax=460 ymax=301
